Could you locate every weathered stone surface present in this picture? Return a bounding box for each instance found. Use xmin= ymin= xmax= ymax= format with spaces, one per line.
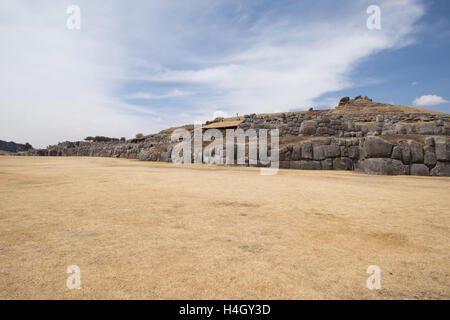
xmin=434 ymin=136 xmax=449 ymax=161
xmin=359 ymin=159 xmax=389 ymax=174
xmin=279 ymin=161 xmax=291 ymax=169
xmin=430 ymin=161 xmax=450 ymax=177
xmin=407 ymin=140 xmax=424 ymax=163
xmin=316 ymin=127 xmax=328 ymax=135
xmin=138 ymin=149 xmax=158 ymax=161
xmin=424 ymin=151 xmax=437 ymax=168
xmin=291 ymin=145 xmax=301 ymax=160
xmin=417 ymin=123 xmax=438 ymax=135
xmin=324 ymin=144 xmax=341 ymax=158
xmin=391 ymin=146 xmax=402 ymax=160
xmin=297 ymin=160 xmax=322 ymax=170
xmin=391 ymin=159 xmax=410 ymax=175
xmin=359 ymin=158 xmax=409 ymax=175
xmin=289 ymin=161 xmax=301 ymax=169
xmin=301 ymin=142 xmax=313 ymax=159
xmin=24 ymin=98 xmax=450 ymax=177
xmin=160 ymin=151 xmax=171 ymax=162
xmin=339 ymin=97 xmax=350 ymax=105
xmin=359 ymin=124 xmax=379 ymax=136
xmin=279 ymin=146 xmax=291 ymax=161
xmin=321 ymin=159 xmax=333 ymax=170
xmin=363 ymin=137 xmax=393 ymax=158
xmin=311 ymin=137 xmax=331 ymax=145
xmin=424 ymin=136 xmax=435 ymax=147
xmin=299 ymin=121 xmax=317 ymax=135
xmin=392 ymin=142 xmax=412 ymax=164
xmin=138 ymin=150 xmax=151 ymax=161
xmin=410 ymin=164 xmax=429 ymax=176
xmin=313 ymin=145 xmax=325 ymax=160
xmin=348 ymin=146 xmax=360 ymax=159
xmin=333 ymin=158 xmax=352 ymax=170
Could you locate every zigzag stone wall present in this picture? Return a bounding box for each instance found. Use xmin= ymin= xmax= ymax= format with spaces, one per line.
xmin=26 ymin=135 xmax=450 ymax=177
xmin=279 ymin=136 xmax=449 ymax=176
xmin=237 ymin=112 xmax=450 ymax=137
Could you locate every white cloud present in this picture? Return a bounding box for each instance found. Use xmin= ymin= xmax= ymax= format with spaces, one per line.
xmin=0 ymin=1 xmax=163 ymax=147
xmin=127 ymin=90 xmax=191 ymax=100
xmin=212 ymin=110 xmax=229 ymax=119
xmin=413 ymin=95 xmax=449 ymax=107
xmin=133 ymin=0 xmax=426 ymax=116
xmin=0 ymin=0 xmax=426 ymax=147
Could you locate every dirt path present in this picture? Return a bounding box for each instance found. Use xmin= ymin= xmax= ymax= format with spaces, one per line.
xmin=0 ymin=157 xmax=449 ymax=299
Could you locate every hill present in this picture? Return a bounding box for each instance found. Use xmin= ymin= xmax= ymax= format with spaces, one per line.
xmin=25 ymin=96 xmax=450 ymax=176
xmin=0 ymin=140 xmax=33 ymax=153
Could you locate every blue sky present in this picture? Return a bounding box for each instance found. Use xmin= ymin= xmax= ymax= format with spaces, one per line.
xmin=1 ymin=0 xmax=449 ymax=147
xmin=317 ymin=0 xmax=450 ymax=112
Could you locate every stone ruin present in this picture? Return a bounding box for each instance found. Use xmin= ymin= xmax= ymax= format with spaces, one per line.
xmin=26 ymin=96 xmax=450 ymax=176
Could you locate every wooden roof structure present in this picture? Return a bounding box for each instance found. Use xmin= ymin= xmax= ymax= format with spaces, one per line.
xmin=202 ymin=119 xmax=244 ymax=129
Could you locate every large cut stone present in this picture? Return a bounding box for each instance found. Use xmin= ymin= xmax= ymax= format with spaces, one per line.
xmin=301 ymin=142 xmax=313 ymax=159
xmin=360 ymin=158 xmax=409 ymax=175
xmin=430 ymin=161 xmax=450 ymax=177
xmin=363 ymin=137 xmax=393 ymax=158
xmin=348 ymin=146 xmax=360 ymax=159
xmin=291 ymin=145 xmax=302 ymax=160
xmin=290 ymin=161 xmax=301 ymax=169
xmin=434 ymin=136 xmax=449 ymax=161
xmin=392 ymin=142 xmax=412 ymax=164
xmin=424 ymin=151 xmax=437 ymax=168
xmin=159 ymin=151 xmax=171 ymax=162
xmin=321 ymin=159 xmax=333 ymax=170
xmin=299 ymin=121 xmax=317 ymax=135
xmin=138 ymin=150 xmax=151 ymax=161
xmin=311 ymin=137 xmax=331 ymax=145
xmin=391 ymin=159 xmax=410 ymax=175
xmin=410 ymin=164 xmax=429 ymax=176
xmin=279 ymin=161 xmax=291 ymax=169
xmin=407 ymin=140 xmax=424 ymax=163
xmin=333 ymin=157 xmax=352 ymax=170
xmin=313 ymin=145 xmax=325 ymax=160
xmin=296 ymin=160 xmax=322 ymax=170
xmin=279 ymin=146 xmax=291 ymax=161
xmin=324 ymin=144 xmax=341 ymax=158
xmin=424 ymin=136 xmax=435 ymax=147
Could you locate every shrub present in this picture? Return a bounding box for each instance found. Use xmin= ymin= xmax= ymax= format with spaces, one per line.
xmin=84 ymin=136 xmax=119 ymax=142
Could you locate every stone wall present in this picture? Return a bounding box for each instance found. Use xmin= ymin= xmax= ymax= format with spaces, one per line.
xmin=278 ymin=136 xmax=449 ymax=176
xmin=25 ymin=96 xmax=450 ymax=176
xmin=238 ymin=112 xmax=450 ymax=138
xmin=26 ymin=135 xmax=450 ymax=177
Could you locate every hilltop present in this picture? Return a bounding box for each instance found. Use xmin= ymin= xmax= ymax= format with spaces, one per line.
xmin=26 ymin=96 xmax=450 ymax=177
xmin=0 ymin=140 xmax=33 ymax=154
xmin=215 ymin=96 xmax=445 ymax=124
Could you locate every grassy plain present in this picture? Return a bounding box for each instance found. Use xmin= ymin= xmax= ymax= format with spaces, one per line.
xmin=0 ymin=156 xmax=449 ymax=299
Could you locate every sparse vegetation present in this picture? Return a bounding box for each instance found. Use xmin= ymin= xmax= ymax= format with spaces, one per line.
xmin=0 ymin=157 xmax=449 ymax=299
xmin=84 ymin=136 xmax=119 ymax=142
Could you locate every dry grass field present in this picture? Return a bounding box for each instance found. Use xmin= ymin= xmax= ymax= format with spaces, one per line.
xmin=0 ymin=156 xmax=449 ymax=299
